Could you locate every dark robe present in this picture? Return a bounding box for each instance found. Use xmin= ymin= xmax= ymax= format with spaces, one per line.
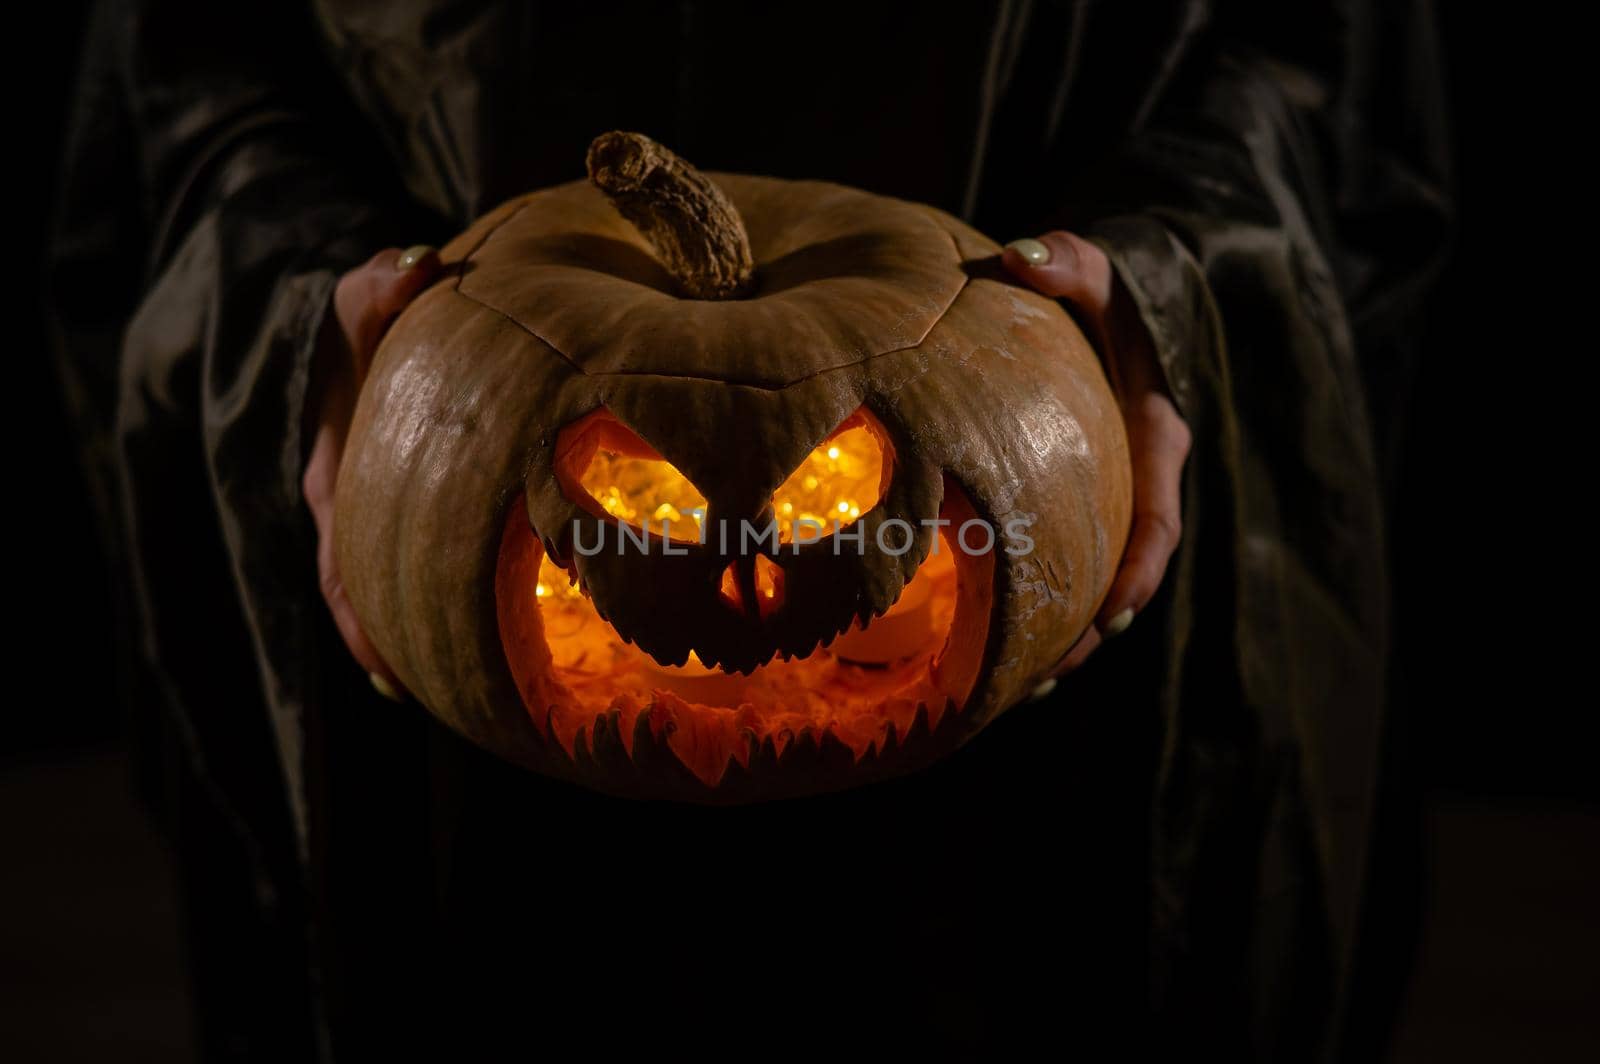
xmin=47 ymin=1 xmax=1450 ymax=1058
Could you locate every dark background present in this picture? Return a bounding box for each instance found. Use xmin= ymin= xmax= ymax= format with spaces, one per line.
xmin=5 ymin=3 xmax=1595 ymax=1060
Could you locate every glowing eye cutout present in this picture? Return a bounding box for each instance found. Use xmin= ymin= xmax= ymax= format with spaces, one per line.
xmin=772 ymin=417 xmax=888 ymax=544
xmin=578 ymin=450 xmax=708 ymax=542
xmin=557 ymin=412 xmax=707 ymax=542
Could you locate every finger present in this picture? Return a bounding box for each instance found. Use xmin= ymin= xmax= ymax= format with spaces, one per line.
xmin=303 ymin=423 xmax=407 ymax=700
xmin=1026 ymin=677 xmax=1058 ymax=702
xmin=301 ymin=421 xmax=341 ymax=533
xmin=1051 ymin=626 xmax=1103 ymax=678
xmin=1001 ymin=231 xmax=1113 ymax=317
xmin=334 ymin=246 xmax=442 ymax=371
xmin=1097 ymin=394 xmax=1191 ymax=628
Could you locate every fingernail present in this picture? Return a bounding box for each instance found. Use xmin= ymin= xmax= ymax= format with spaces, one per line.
xmin=369 ymin=671 xmax=403 ymax=701
xmin=1103 ymin=608 xmax=1135 ymax=637
xmin=396 ymin=245 xmax=435 ymax=271
xmin=1005 ymin=237 xmax=1051 ymax=266
xmin=1027 ymin=677 xmax=1058 ymax=702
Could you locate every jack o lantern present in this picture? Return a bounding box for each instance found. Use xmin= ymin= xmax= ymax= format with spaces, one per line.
xmin=335 ymin=132 xmax=1131 ymax=801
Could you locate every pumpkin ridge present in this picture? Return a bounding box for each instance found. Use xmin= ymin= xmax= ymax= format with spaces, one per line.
xmin=447 ymin=247 xmax=978 ymax=392
xmin=451 ymin=197 xmax=534 ymax=285
xmin=455 ymin=177 xmax=970 ymax=385
xmin=450 ymin=285 xmax=587 ymax=375
xmin=579 ymin=228 xmax=973 ymax=391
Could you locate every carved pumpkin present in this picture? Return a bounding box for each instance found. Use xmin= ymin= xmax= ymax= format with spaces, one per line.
xmin=335 ymin=132 xmax=1131 ymax=801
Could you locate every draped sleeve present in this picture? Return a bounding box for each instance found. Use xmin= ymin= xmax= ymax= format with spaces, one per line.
xmin=1050 ymin=2 xmax=1451 ymax=1052
xmin=46 ymin=0 xmax=445 ymax=854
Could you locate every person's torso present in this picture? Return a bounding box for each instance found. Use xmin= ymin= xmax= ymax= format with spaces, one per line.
xmin=311 ymin=0 xmax=1194 ymax=234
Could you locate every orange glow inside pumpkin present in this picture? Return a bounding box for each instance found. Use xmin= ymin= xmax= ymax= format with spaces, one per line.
xmin=577 ymin=449 xmax=708 ymax=542
xmin=771 ymin=423 xmax=884 ymax=542
xmin=498 ymin=411 xmax=995 ymax=787
xmin=533 ymin=534 xmax=956 ymax=686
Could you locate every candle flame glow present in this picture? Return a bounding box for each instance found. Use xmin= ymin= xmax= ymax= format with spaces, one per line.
xmin=575 ymin=421 xmax=886 ymax=544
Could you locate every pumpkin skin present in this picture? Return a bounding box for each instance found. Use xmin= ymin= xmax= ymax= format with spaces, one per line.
xmin=334 ymin=135 xmax=1131 ymax=802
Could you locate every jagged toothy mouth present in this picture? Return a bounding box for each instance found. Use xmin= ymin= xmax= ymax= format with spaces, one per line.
xmin=494 ymin=497 xmax=995 ymax=788
xmin=538 ymin=537 xmax=955 ymax=679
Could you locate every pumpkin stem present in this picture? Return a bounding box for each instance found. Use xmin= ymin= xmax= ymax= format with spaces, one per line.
xmin=586 ymin=131 xmax=755 ymax=300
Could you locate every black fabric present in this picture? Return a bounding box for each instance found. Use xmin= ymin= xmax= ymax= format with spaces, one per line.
xmin=47 ymin=2 xmax=1450 ymax=1058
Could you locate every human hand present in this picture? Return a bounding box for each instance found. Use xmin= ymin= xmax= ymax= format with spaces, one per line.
xmin=1002 ymin=232 xmax=1191 ymax=680
xmin=301 ymin=245 xmax=440 ymax=700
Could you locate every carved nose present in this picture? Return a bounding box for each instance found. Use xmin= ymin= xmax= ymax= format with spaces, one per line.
xmin=717 ymin=558 xmax=785 ymax=621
